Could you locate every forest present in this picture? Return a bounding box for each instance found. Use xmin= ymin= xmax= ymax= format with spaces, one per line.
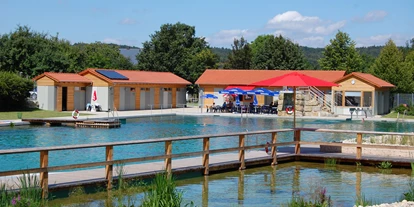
xmin=1 ymin=24 xmax=414 ymax=110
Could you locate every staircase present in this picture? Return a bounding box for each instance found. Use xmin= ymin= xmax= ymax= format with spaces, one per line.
xmin=297 ymin=86 xmax=334 ymax=112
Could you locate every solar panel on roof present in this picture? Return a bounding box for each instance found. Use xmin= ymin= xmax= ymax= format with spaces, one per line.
xmin=96 ymin=70 xmax=129 ymax=80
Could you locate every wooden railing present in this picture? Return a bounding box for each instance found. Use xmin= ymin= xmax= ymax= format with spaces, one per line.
xmin=0 ymin=128 xmax=413 ymax=198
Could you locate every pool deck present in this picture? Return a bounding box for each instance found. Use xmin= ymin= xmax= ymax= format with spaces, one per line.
xmin=0 ymin=106 xmax=411 ymax=127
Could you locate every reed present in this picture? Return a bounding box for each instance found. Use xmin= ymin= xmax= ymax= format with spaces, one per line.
xmin=402 ymin=180 xmax=414 ymax=201
xmin=355 ymin=194 xmax=373 ymax=207
xmin=324 ymin=158 xmax=337 ymax=167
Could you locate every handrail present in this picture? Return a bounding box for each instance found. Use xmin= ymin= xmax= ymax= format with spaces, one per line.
xmin=1 ymin=127 xmax=414 ymax=199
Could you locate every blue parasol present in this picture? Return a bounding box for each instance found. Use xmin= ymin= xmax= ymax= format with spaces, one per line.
xmin=201 ymin=94 xmax=218 ymax=99
xmin=219 ymin=88 xmax=247 ymax=95
xmin=246 ymin=88 xmax=278 ymax=96
xmin=235 ymin=95 xmax=240 ymax=105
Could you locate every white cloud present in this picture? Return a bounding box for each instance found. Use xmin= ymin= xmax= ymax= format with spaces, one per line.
xmin=120 ymin=18 xmax=137 ymax=25
xmin=296 ymin=36 xmax=325 ymax=48
xmin=102 ymin=38 xmax=140 ymax=46
xmin=266 ymin=11 xmax=346 ymax=35
xmin=103 ymin=38 xmax=121 ymax=45
xmin=353 ymin=10 xmax=388 ymax=23
xmin=205 ymin=29 xmax=256 ymax=47
xmin=356 ymin=34 xmax=407 ymax=47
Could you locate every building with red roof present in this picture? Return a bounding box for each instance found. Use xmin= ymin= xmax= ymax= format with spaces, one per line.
xmin=33 ymin=69 xmax=190 ymax=112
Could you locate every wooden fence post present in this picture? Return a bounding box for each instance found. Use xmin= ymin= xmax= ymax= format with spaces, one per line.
xmin=202 ymin=137 xmax=210 ymax=175
xmin=165 ymin=141 xmax=172 ymax=175
xmin=356 ymin=133 xmax=362 ymax=159
xmin=40 ymin=150 xmax=48 ymax=199
xmin=271 ymin=132 xmax=278 ymax=165
xmin=294 ymin=129 xmax=301 ymax=154
xmin=239 ymin=135 xmax=245 ymax=170
xmin=105 ymin=145 xmax=113 ymax=190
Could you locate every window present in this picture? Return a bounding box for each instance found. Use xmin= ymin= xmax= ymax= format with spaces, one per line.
xmin=334 ymin=92 xmax=342 ymax=106
xmin=363 ymin=91 xmax=372 ymax=107
xmin=345 ymin=91 xmax=361 ymax=107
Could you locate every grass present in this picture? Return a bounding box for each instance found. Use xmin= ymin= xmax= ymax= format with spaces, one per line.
xmin=324 ymin=158 xmax=337 ymax=167
xmin=0 ymin=109 xmax=93 ymax=120
xmin=382 ymin=112 xmax=414 ymax=119
xmin=403 ymin=180 xmax=414 ymax=201
xmin=283 ymin=186 xmax=332 ymax=207
xmin=355 ymin=194 xmax=374 ymax=207
xmin=0 ymin=173 xmax=47 ymax=207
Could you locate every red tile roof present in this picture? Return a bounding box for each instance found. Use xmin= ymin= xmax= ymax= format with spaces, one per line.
xmin=334 ymin=72 xmax=395 ymax=88
xmin=79 ymin=68 xmax=191 ymax=85
xmin=33 ymin=72 xmax=92 ymax=83
xmin=195 ymin=69 xmax=346 ymax=85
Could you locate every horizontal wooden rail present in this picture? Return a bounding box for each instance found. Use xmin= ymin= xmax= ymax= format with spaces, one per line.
xmin=1 ymin=128 xmax=414 ymax=198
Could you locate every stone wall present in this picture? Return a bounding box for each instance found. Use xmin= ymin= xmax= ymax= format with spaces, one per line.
xmin=277 ymin=92 xmax=332 ymax=117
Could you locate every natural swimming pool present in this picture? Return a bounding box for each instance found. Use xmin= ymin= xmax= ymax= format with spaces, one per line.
xmin=50 ymin=162 xmax=413 ymax=207
xmin=0 ymin=115 xmax=412 ymax=171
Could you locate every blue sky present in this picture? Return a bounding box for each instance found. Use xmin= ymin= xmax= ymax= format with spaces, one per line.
xmin=1 ymin=0 xmax=413 ymax=48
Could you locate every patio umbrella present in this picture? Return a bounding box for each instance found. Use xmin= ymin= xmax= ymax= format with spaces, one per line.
xmin=201 ymin=94 xmax=218 ymax=99
xmin=219 ymin=88 xmax=247 ymax=95
xmin=235 ymin=95 xmax=240 ymax=105
xmin=250 ymin=72 xmax=338 ymax=128
xmin=246 ymin=88 xmax=277 ymax=96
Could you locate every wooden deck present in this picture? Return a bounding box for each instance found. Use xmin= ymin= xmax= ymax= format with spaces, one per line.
xmin=22 ymin=118 xmax=121 ymax=128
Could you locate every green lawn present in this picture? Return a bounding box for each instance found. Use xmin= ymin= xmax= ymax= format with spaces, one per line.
xmin=382 ymin=112 xmax=414 ymax=119
xmin=0 ymin=109 xmax=77 ymax=120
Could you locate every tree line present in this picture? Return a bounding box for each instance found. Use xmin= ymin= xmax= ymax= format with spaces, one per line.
xmin=1 ymin=23 xmax=414 ymax=110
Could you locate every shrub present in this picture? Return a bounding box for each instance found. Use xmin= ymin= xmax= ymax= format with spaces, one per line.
xmin=0 ymin=72 xmax=34 ymax=111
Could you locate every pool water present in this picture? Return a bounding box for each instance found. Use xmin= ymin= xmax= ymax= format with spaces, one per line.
xmin=0 ymin=115 xmax=412 ymax=171
xmin=51 ymin=162 xmax=414 ymax=207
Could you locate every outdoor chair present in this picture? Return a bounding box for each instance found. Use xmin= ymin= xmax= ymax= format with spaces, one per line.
xmin=261 ymin=106 xmax=269 ymax=114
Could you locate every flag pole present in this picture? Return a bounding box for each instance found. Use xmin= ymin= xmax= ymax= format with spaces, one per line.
xmin=293 ymin=86 xmax=296 ymax=128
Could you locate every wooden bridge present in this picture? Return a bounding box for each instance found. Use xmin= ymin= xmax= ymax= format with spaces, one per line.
xmin=22 ymin=118 xmax=121 ymax=128
xmin=0 ymin=128 xmax=413 ymax=198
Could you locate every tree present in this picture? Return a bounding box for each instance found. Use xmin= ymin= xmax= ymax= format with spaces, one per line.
xmin=73 ymin=42 xmax=134 ymax=71
xmin=319 ymin=31 xmax=363 ymax=73
xmin=250 ymin=35 xmax=307 ymax=70
xmin=0 ymin=26 xmax=71 ymax=77
xmin=369 ymin=39 xmax=413 ymax=93
xmin=224 ymin=37 xmax=252 ymax=69
xmin=0 ymin=72 xmax=34 ymax=111
xmin=136 ymin=22 xmax=215 ymax=83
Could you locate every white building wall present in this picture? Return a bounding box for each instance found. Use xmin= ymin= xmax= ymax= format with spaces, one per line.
xmin=38 ymin=86 xmax=56 ymax=111
xmin=176 ymin=88 xmax=186 ymax=107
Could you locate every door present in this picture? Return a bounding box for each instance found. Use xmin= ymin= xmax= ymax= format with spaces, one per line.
xmin=62 ymin=87 xmax=67 ymax=111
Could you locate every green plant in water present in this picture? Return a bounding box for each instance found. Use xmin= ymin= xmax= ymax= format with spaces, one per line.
xmin=141 ymin=172 xmax=193 ymax=207
xmin=284 ymin=187 xmax=332 ymax=207
xmin=324 ymin=158 xmax=337 ymax=167
xmin=403 ymin=180 xmax=414 ymax=201
xmin=356 ymin=162 xmax=362 ymax=167
xmin=9 ymin=122 xmax=14 ymax=128
xmin=377 ymin=161 xmax=392 ymax=169
xmin=355 ymin=194 xmax=373 ymax=207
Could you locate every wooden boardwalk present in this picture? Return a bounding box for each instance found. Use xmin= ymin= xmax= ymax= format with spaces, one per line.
xmin=1 ymin=128 xmax=413 ymax=198
xmin=22 ymin=118 xmax=121 ymax=128
xmin=1 ymin=145 xmax=412 ymax=192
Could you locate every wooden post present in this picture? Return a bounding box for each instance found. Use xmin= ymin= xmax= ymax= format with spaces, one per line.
xmin=202 ymin=137 xmax=210 ymax=175
xmin=271 ymin=132 xmax=278 ymax=165
xmin=238 ymin=135 xmax=245 ymax=170
xmin=294 ymin=129 xmax=301 ymax=154
xmin=105 ymin=145 xmax=113 ymax=190
xmin=40 ymin=150 xmax=48 ymax=198
xmin=165 ymin=141 xmax=172 ymax=175
xmin=356 ymin=133 xmax=362 ymax=159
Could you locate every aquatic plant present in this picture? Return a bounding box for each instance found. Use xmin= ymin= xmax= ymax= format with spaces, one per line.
xmin=324 ymin=158 xmax=337 ymax=167
xmin=284 ymin=186 xmax=332 ymax=207
xmin=377 ymin=161 xmax=392 ymax=169
xmin=9 ymin=122 xmax=14 ymax=128
xmin=355 ymin=194 xmax=373 ymax=206
xmin=140 ymin=172 xmax=193 ymax=207
xmin=0 ymin=173 xmax=47 ymax=207
xmin=402 ymin=180 xmax=414 ymax=201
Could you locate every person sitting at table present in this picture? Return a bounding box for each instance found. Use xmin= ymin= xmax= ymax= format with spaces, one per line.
xmin=268 ymin=102 xmax=273 ymax=114
xmin=222 ymin=102 xmax=227 ymax=112
xmin=228 ymin=101 xmax=233 ymax=112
